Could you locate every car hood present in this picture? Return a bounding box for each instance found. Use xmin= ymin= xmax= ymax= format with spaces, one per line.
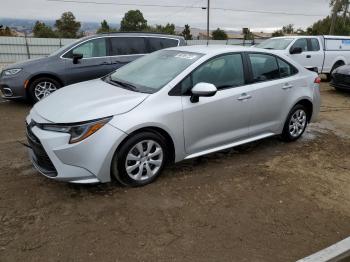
xmin=33 ymin=79 xmax=149 ymax=123
xmin=3 ymin=57 xmax=51 ymax=70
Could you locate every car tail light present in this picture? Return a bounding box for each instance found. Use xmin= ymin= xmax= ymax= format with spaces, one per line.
xmin=314 ymin=77 xmax=321 ymax=84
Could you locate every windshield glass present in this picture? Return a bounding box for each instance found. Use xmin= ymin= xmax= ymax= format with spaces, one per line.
xmin=256 ymin=38 xmax=294 ymax=50
xmin=108 ymin=50 xmax=203 ymax=93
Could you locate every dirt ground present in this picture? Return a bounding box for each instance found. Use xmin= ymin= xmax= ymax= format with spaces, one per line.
xmin=0 ymin=83 xmax=350 ymax=262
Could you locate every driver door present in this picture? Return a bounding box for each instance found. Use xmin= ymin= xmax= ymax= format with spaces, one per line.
xmin=181 ymin=53 xmax=251 ymax=155
xmin=63 ymin=37 xmax=112 ymax=85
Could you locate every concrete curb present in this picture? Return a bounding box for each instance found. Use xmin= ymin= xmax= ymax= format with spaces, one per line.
xmin=297 ymin=237 xmax=350 ymax=262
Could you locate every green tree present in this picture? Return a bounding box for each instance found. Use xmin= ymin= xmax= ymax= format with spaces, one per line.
xmin=120 ymin=10 xmax=147 ymax=31
xmin=272 ymin=30 xmax=284 ymax=37
xmin=0 ymin=26 xmax=13 ymax=36
xmin=307 ymin=15 xmax=350 ymax=35
xmin=150 ymin=23 xmax=176 ymax=34
xmin=97 ymin=20 xmax=111 ymax=33
xmin=55 ymin=12 xmax=81 ymax=38
xmin=33 ymin=21 xmax=57 ymax=38
xmin=211 ymin=28 xmax=227 ymax=40
xmin=181 ymin=24 xmax=193 ymax=40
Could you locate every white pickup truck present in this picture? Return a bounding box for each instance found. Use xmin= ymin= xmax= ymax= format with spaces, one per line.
xmin=256 ymin=35 xmax=350 ymax=79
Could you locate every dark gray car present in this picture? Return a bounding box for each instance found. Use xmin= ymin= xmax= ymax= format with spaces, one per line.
xmin=0 ymin=33 xmax=185 ymax=102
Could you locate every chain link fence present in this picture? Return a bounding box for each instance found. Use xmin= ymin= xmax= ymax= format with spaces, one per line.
xmin=0 ymin=36 xmax=268 ymax=70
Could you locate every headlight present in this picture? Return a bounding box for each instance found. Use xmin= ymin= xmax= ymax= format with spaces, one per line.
xmin=3 ymin=68 xmax=22 ymax=76
xmin=40 ymin=117 xmax=112 ymax=144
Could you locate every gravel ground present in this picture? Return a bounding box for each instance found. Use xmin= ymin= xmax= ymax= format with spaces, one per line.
xmin=0 ymin=83 xmax=349 ymax=262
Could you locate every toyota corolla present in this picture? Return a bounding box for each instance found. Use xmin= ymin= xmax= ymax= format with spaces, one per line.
xmin=26 ymin=45 xmax=321 ymax=187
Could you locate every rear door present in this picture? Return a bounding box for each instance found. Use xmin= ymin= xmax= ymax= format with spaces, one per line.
xmin=108 ymin=37 xmax=147 ymax=70
xmin=62 ymin=37 xmax=111 ymax=85
xmin=246 ymin=52 xmax=300 ymax=136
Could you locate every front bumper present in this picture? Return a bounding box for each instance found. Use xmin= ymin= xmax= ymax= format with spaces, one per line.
xmin=0 ymin=71 xmax=29 ymax=99
xmin=26 ymin=115 xmax=128 ymax=184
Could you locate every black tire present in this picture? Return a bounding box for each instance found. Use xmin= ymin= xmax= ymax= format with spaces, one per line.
xmin=29 ymin=77 xmax=61 ymax=103
xmin=111 ymin=131 xmax=168 ymax=187
xmin=281 ymin=104 xmax=309 ymax=142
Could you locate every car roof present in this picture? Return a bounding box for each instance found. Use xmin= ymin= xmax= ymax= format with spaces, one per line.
xmin=167 ymin=45 xmax=273 ymax=56
xmin=82 ymin=32 xmax=184 ymax=40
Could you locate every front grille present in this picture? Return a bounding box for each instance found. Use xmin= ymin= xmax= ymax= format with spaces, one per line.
xmin=332 ymin=73 xmax=350 ymax=85
xmin=26 ymin=123 xmax=57 ymax=177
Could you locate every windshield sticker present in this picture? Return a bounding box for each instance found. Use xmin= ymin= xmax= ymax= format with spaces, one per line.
xmin=175 ymin=53 xmax=198 ymax=60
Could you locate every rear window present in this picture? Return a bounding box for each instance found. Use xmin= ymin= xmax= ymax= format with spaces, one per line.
xmin=147 ymin=38 xmax=179 ymax=52
xmin=249 ymin=53 xmax=280 ymax=82
xmin=110 ymin=37 xmax=147 ymax=56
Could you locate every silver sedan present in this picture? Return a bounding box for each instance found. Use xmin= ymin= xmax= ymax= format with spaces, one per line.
xmin=26 ymin=45 xmax=321 ymax=186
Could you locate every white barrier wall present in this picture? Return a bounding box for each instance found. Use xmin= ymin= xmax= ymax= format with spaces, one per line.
xmin=0 ymin=36 xmax=267 ymax=70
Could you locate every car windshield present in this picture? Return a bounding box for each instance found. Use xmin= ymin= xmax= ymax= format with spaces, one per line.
xmin=256 ymin=38 xmax=294 ymax=50
xmin=108 ymin=50 xmax=203 ymax=93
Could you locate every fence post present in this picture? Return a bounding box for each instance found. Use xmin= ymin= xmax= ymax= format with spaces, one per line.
xmin=24 ymin=34 xmax=30 ymax=59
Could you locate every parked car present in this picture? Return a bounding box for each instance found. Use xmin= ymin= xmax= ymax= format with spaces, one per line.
xmin=256 ymin=35 xmax=350 ymax=80
xmin=26 ymin=45 xmax=321 ymax=187
xmin=330 ymin=64 xmax=350 ymax=91
xmin=0 ymin=33 xmax=185 ymax=102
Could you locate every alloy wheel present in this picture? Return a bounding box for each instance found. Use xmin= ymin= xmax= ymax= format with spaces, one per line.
xmin=289 ymin=109 xmax=307 ymax=138
xmin=125 ymin=140 xmax=164 ymax=181
xmin=34 ymin=81 xmax=57 ymax=100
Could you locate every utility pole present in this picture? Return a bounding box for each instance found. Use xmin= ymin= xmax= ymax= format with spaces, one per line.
xmin=207 ymin=0 xmax=210 ymax=45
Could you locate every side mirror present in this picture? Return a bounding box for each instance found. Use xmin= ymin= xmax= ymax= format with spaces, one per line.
xmin=290 ymin=47 xmax=303 ymax=55
xmin=72 ymin=53 xmax=83 ymax=64
xmin=190 ymin=82 xmax=217 ymax=103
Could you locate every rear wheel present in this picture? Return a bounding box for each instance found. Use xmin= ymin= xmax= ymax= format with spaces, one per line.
xmin=29 ymin=77 xmax=61 ymax=103
xmin=281 ymin=104 xmax=308 ymax=142
xmin=111 ymin=132 xmax=168 ymax=187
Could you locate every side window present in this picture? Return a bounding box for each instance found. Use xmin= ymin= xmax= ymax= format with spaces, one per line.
xmin=110 ymin=37 xmax=147 ymax=56
xmin=191 ymin=54 xmax=245 ymax=91
xmin=147 ymin=38 xmax=179 ymax=53
xmin=278 ymin=58 xmax=298 ymax=78
xmin=248 ymin=53 xmax=279 ymax=82
xmin=63 ymin=38 xmax=107 ymax=58
xmin=309 ymin=38 xmax=320 ymax=51
xmin=291 ymin=38 xmax=308 ymax=52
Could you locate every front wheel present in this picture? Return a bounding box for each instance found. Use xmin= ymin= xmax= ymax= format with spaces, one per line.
xmin=29 ymin=77 xmax=61 ymax=103
xmin=111 ymin=132 xmax=168 ymax=187
xmin=281 ymin=105 xmax=308 ymax=142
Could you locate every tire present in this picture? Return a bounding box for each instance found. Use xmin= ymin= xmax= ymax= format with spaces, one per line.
xmin=281 ymin=104 xmax=308 ymax=142
xmin=29 ymin=77 xmax=61 ymax=103
xmin=111 ymin=131 xmax=168 ymax=187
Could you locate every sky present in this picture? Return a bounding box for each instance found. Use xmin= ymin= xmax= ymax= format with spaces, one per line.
xmin=0 ymin=0 xmax=332 ymax=32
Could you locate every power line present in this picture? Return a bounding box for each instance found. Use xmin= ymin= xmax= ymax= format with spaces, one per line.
xmin=46 ymin=0 xmax=328 ymax=17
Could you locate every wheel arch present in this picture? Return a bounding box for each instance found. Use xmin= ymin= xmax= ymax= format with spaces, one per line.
xmin=292 ymin=98 xmax=313 ymax=122
xmin=116 ymin=126 xmax=176 ymax=164
xmin=26 ymin=73 xmax=64 ymax=97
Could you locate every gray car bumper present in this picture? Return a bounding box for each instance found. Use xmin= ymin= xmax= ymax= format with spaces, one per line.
xmin=0 ymin=72 xmax=29 ymax=99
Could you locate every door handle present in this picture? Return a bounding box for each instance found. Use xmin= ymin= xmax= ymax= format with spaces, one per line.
xmin=99 ymin=62 xmax=110 ymax=65
xmin=237 ymin=93 xmax=252 ymax=101
xmin=282 ymin=83 xmax=294 ymax=89
xmin=306 ymin=55 xmax=311 ymax=58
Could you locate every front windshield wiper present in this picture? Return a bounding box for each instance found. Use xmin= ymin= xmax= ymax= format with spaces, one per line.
xmin=107 ymin=77 xmax=138 ymax=92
